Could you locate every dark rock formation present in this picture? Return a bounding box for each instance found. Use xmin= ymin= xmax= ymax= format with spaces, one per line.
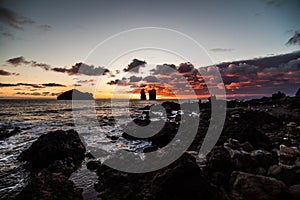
xmin=149 ymin=89 xmax=156 ymax=100
xmin=94 ymin=153 xmax=227 ymax=200
xmin=230 ymin=171 xmax=290 ymax=200
xmin=18 ymin=130 xmax=86 ymax=172
xmin=289 ymin=184 xmax=300 ymax=200
xmin=86 ymin=160 xmax=101 ymax=171
xmin=0 ymin=126 xmax=20 ymax=139
xmin=15 ymin=171 xmax=83 ymax=200
xmin=57 ymin=89 xmax=93 ymax=100
xmin=140 ymin=89 xmax=146 ymax=100
xmin=15 ymin=130 xmax=86 ymax=200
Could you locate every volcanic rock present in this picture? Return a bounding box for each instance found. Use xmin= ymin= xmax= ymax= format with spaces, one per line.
xmin=230 ymin=171 xmax=289 ymax=200
xmin=57 ymin=89 xmax=93 ymax=100
xmin=18 ymin=129 xmax=86 ymax=172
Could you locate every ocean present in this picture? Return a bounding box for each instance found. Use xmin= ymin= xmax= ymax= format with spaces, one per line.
xmin=0 ymin=99 xmax=165 ymax=199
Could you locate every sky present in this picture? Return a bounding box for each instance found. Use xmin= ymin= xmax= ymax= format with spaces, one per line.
xmin=0 ymin=0 xmax=299 ymax=99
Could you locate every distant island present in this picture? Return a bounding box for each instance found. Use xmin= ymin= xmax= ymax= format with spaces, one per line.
xmin=57 ymin=89 xmax=94 ymax=100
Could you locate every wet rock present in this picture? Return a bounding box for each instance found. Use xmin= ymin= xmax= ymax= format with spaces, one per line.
xmin=151 ymin=153 xmax=227 ymax=200
xmin=230 ymin=171 xmax=289 ymax=200
xmin=0 ymin=128 xmax=12 ymax=139
xmin=231 ymin=151 xmax=259 ymax=173
xmin=225 ymin=124 xmax=271 ymax=150
xmin=143 ymin=145 xmax=158 ymax=153
xmin=287 ymin=122 xmax=297 ymax=130
xmin=205 ymin=146 xmax=232 ymax=174
xmin=18 ymin=129 xmax=86 ymax=172
xmin=15 ymin=130 xmax=86 ymax=200
xmin=289 ymin=184 xmax=300 ymax=200
xmin=0 ymin=126 xmax=21 ymax=139
xmin=267 ymin=165 xmax=299 ymax=186
xmin=47 ymin=157 xmax=77 ymax=177
xmin=122 ymin=121 xmax=179 ymax=148
xmin=240 ymin=141 xmax=253 ymax=152
xmin=94 ymin=153 xmax=227 ymax=200
xmin=250 ymin=149 xmax=276 ymax=170
xmin=15 ymin=171 xmax=83 ymax=200
xmin=278 ymin=144 xmax=300 ymax=168
xmin=86 ymin=160 xmax=101 ymax=171
xmin=85 ymin=152 xmax=95 ymax=159
xmin=161 ymin=101 xmax=181 ymax=113
xmin=268 ymin=165 xmax=282 ymax=176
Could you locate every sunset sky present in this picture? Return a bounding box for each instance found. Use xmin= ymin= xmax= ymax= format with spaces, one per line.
xmin=0 ymin=0 xmax=299 ymax=99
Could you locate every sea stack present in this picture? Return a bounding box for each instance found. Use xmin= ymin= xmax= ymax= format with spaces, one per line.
xmin=140 ymin=89 xmax=146 ymax=100
xmin=149 ymin=89 xmax=156 ymax=100
xmin=57 ymin=89 xmax=94 ymax=100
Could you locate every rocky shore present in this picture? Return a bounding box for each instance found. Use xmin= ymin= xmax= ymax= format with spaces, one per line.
xmin=13 ymin=93 xmax=300 ymax=200
xmin=15 ymin=130 xmax=86 ymax=200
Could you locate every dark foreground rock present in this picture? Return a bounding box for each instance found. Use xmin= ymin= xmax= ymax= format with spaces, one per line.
xmin=18 ymin=129 xmax=86 ymax=172
xmin=230 ymin=171 xmax=290 ymax=200
xmin=15 ymin=130 xmax=86 ymax=200
xmin=15 ymin=171 xmax=83 ymax=200
xmin=94 ymin=153 xmax=228 ymax=200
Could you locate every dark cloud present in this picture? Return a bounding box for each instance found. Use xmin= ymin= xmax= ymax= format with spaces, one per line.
xmin=0 ymin=7 xmax=34 ymax=30
xmin=107 ymin=80 xmax=119 ymax=85
xmin=129 ymin=76 xmax=142 ymax=82
xmin=222 ymin=76 xmax=240 ymax=85
xmin=107 ymin=78 xmax=128 ymax=86
xmin=16 ymin=92 xmax=41 ymax=96
xmin=264 ymin=0 xmax=285 ymax=7
xmin=0 ymin=69 xmax=19 ymax=76
xmin=123 ymin=59 xmax=146 ymax=73
xmin=52 ymin=62 xmax=110 ymax=76
xmin=143 ymin=76 xmax=159 ymax=83
xmin=0 ymin=6 xmax=52 ymax=31
xmin=209 ymin=48 xmax=234 ymax=52
xmin=76 ymin=79 xmax=95 ymax=84
xmin=286 ymin=31 xmax=300 ymax=46
xmin=41 ymin=83 xmax=66 ymax=87
xmin=6 ymin=56 xmax=50 ymax=70
xmin=0 ymin=83 xmax=16 ymax=87
xmin=178 ymin=62 xmax=194 ymax=73
xmin=1 ymin=30 xmax=15 ymax=39
xmin=216 ymin=51 xmax=300 ymax=69
xmin=6 ymin=57 xmax=109 ymax=76
xmin=0 ymin=82 xmax=65 ymax=88
xmin=38 ymin=24 xmax=52 ymax=31
xmin=151 ymin=64 xmax=176 ymax=75
xmin=6 ymin=56 xmax=30 ymax=65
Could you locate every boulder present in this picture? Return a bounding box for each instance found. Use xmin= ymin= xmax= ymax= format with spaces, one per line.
xmin=151 ymin=153 xmax=226 ymax=200
xmin=94 ymin=153 xmax=227 ymax=200
xmin=289 ymin=184 xmax=300 ymax=200
xmin=18 ymin=129 xmax=86 ymax=172
xmin=278 ymin=144 xmax=300 ymax=168
xmin=0 ymin=126 xmax=21 ymax=139
xmin=15 ymin=171 xmax=83 ymax=200
xmin=86 ymin=160 xmax=101 ymax=171
xmin=230 ymin=171 xmax=289 ymax=200
xmin=226 ymin=124 xmax=271 ymax=150
xmin=15 ymin=130 xmax=86 ymax=200
xmin=205 ymin=146 xmax=232 ymax=174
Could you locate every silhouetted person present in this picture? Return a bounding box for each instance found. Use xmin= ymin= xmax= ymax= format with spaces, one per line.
xmin=149 ymin=89 xmax=156 ymax=100
xmin=140 ymin=89 xmax=146 ymax=100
